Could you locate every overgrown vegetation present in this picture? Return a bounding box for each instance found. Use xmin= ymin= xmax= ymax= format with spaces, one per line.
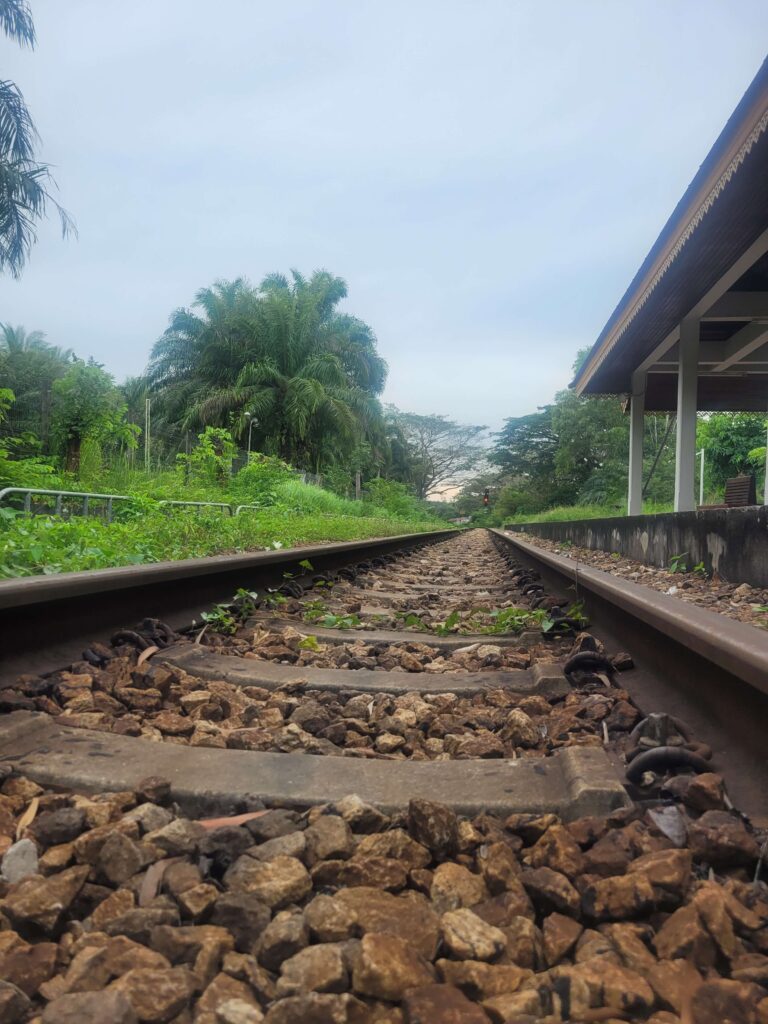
xmin=454 ymin=349 xmax=768 ymax=526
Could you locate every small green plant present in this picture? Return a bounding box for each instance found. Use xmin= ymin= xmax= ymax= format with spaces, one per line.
xmin=399 ymin=610 xmax=430 ymax=626
xmin=668 ymin=552 xmax=688 ymax=574
xmin=263 ymin=592 xmax=288 ymax=609
xmin=692 ymin=562 xmax=708 ymax=578
xmin=201 ymin=603 xmax=237 ymax=635
xmin=610 ymin=552 xmax=621 ymax=561
xmin=232 ymin=588 xmax=259 ymax=618
xmin=434 ymin=610 xmax=460 ymax=635
xmin=298 ymin=634 xmax=320 ymax=651
xmin=319 ymin=612 xmax=361 ymax=629
xmin=541 ymin=601 xmax=589 ymax=634
xmin=303 ymin=598 xmax=328 ymax=622
xmin=299 ymin=559 xmax=314 ymax=572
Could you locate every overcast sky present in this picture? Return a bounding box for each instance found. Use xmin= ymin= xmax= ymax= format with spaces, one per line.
xmin=2 ymin=1 xmax=767 ymax=431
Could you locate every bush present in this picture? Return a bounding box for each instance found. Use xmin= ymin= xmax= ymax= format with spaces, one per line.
xmin=230 ymin=455 xmax=293 ymax=505
xmin=362 ymin=479 xmax=427 ymax=519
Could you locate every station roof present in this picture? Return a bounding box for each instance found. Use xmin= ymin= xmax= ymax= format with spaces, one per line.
xmin=573 ymin=57 xmax=768 ymax=411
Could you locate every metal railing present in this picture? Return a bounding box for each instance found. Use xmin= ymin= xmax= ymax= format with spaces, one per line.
xmin=0 ymin=487 xmax=135 ymax=523
xmin=158 ymin=500 xmax=234 ymax=515
xmin=0 ymin=487 xmax=265 ymax=522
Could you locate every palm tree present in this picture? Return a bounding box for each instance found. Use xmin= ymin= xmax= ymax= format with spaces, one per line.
xmin=147 ymin=271 xmax=388 ymax=472
xmin=0 ymin=0 xmax=75 ymax=278
xmin=0 ymin=322 xmax=74 ymax=444
xmin=0 ymin=323 xmax=47 ymax=352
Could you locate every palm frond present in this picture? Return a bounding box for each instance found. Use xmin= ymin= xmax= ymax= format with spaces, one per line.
xmin=0 ymin=0 xmax=35 ymax=47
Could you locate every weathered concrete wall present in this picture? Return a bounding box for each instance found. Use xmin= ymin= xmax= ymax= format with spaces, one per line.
xmin=506 ymin=506 xmax=768 ymax=587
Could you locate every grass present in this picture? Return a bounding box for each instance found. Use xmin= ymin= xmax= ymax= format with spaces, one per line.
xmin=0 ymin=462 xmax=449 ymax=578
xmin=0 ymin=505 xmax=445 ymax=578
xmin=503 ymin=501 xmax=673 ymax=525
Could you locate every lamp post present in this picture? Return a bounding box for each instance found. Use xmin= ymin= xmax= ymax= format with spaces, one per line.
xmin=244 ymin=412 xmax=256 ymax=463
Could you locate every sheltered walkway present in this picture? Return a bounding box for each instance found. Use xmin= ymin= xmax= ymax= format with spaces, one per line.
xmin=573 ymin=57 xmax=768 ymax=513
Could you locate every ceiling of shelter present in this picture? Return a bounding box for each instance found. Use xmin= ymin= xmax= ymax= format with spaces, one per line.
xmin=575 ymin=58 xmax=768 ymax=410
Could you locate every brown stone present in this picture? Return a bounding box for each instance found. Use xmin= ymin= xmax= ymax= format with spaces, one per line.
xmin=504 ymin=813 xmax=558 ymax=844
xmin=261 ymin=992 xmax=367 ymax=1024
xmin=197 ymin=971 xmax=262 ymax=1016
xmin=407 ymin=798 xmax=459 ymax=857
xmin=582 ymin=829 xmax=634 ymax=877
xmin=73 ymin=819 xmax=140 ymax=864
xmin=526 ymin=825 xmax=585 ymax=879
xmin=478 ymin=841 xmax=521 ymax=895
xmin=688 ymin=811 xmax=760 ymax=867
xmin=97 ymin=831 xmax=150 ymax=885
xmin=104 ymin=906 xmax=180 ymax=944
xmin=521 ymin=867 xmax=580 ymax=917
xmin=690 ymin=978 xmax=765 ymax=1024
xmin=224 ymin=855 xmax=312 ymax=909
xmin=351 ymin=932 xmax=433 ymax=1001
xmin=441 ymin=908 xmax=506 ymax=961
xmin=311 ymin=856 xmax=407 ymax=892
xmin=402 ymin=983 xmax=491 ymax=1023
xmin=0 ymin=980 xmax=31 ymax=1024
xmin=543 ymin=912 xmax=583 ymax=966
xmin=500 ymin=708 xmax=539 ymax=748
xmin=472 ymin=889 xmax=535 ymax=927
xmin=90 ymin=888 xmax=136 ymax=928
xmin=652 ymin=903 xmax=717 ymax=968
xmin=645 ymin=959 xmax=703 ymax=1014
xmin=627 ymin=848 xmax=691 ymax=905
xmin=303 ymin=816 xmax=354 ymax=866
xmin=0 ymin=940 xmax=57 ymax=996
xmin=144 ymin=818 xmax=205 ymax=856
xmin=683 ymin=772 xmax=726 ymax=812
xmin=39 ymin=841 xmax=75 ymax=875
xmin=257 ymin=913 xmax=310 ymax=972
xmin=222 ymin=950 xmax=276 ymax=1005
xmin=436 ymin=959 xmax=531 ymax=999
xmin=481 ymin=988 xmax=542 ymax=1020
xmin=29 ymin=807 xmax=86 ymax=847
xmin=430 ymin=862 xmax=489 ymax=914
xmin=277 ymin=943 xmax=348 ymax=996
xmin=148 ymin=924 xmax=234 ymax=987
xmin=335 ymin=888 xmax=440 ymax=961
xmin=42 ymin=990 xmax=138 ymax=1024
xmin=353 ymin=830 xmax=430 ymax=869
xmin=304 ymin=894 xmax=358 ymax=943
xmin=600 ymin=922 xmax=656 ymax=971
xmin=732 ymin=953 xmax=768 ymax=986
xmin=210 ymin=893 xmax=272 ymax=954
xmin=2 ymin=865 xmax=90 ymax=934
xmin=164 ymin=861 xmax=203 ymax=896
xmin=581 ymin=872 xmax=656 ymax=921
xmin=551 ymin=957 xmax=655 ymax=1016
xmin=497 ymin=917 xmax=542 ymax=970
xmin=178 ymin=882 xmax=219 ymax=921
xmin=109 ymin=967 xmax=194 ymax=1023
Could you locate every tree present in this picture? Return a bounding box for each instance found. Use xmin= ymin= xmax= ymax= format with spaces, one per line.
xmin=0 ymin=0 xmax=74 ymax=277
xmin=147 ymin=271 xmax=388 ymax=473
xmin=388 ymin=408 xmax=487 ymax=498
xmin=52 ymin=361 xmax=138 ymax=473
xmin=0 ymin=322 xmax=74 ymax=447
xmin=698 ymin=413 xmax=768 ymax=494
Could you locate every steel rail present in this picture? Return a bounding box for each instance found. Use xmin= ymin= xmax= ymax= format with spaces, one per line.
xmin=492 ymin=528 xmax=768 ymax=816
xmin=0 ymin=529 xmax=455 ymax=686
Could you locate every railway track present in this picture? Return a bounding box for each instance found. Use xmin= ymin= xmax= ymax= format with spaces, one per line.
xmin=1 ymin=527 xmax=767 ymax=1022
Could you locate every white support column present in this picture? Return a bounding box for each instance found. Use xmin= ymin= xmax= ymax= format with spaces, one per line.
xmin=627 ymin=370 xmax=646 ymax=516
xmin=674 ymin=318 xmax=700 ymax=512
